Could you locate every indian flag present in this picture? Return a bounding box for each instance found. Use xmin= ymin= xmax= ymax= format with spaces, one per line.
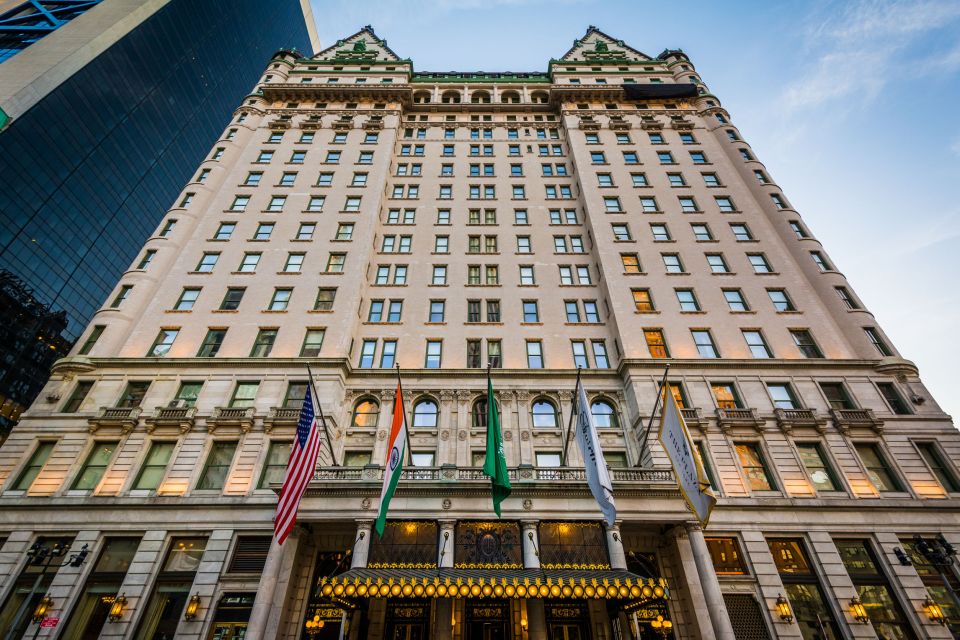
xmin=375 ymin=382 xmax=407 ymax=537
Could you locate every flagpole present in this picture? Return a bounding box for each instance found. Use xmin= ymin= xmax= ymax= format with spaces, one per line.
xmin=395 ymin=363 xmax=413 ymax=466
xmin=561 ymin=366 xmax=582 ymax=467
xmin=306 ymin=363 xmax=339 ymax=466
xmin=636 ymin=364 xmax=670 ymax=466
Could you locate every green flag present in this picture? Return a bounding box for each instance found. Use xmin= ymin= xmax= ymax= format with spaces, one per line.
xmin=482 ymin=371 xmax=511 ymax=517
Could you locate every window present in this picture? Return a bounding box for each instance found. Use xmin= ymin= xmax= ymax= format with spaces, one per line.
xmin=696 ymin=441 xmax=719 ymax=491
xmin=864 ymin=327 xmax=892 ymax=356
xmin=117 ymin=381 xmax=149 ymax=408
xmin=767 ymin=383 xmax=799 ymax=410
xmin=650 ymin=224 xmax=670 ymax=241
xmin=657 ymin=151 xmax=674 ymax=164
xmin=691 ymin=224 xmax=713 ymax=241
xmin=255 ymin=151 xmax=273 ymax=164
xmin=110 ymin=285 xmax=132 ymax=308
xmin=705 ymin=538 xmax=747 ymax=575
xmin=631 ymin=173 xmax=649 ymax=187
xmin=874 ymin=382 xmax=909 ymax=415
xmin=335 ymin=223 xmax=354 ymax=241
xmin=429 ymin=300 xmax=445 ymax=323
xmin=790 ymin=221 xmax=808 ymax=239
xmin=678 ymin=197 xmax=699 ymax=213
xmin=702 ymin=172 xmax=720 ymax=187
xmin=835 ymin=540 xmax=916 ymax=640
xmin=598 ymin=173 xmax=614 ymax=187
xmin=571 ymin=341 xmax=589 ymax=368
xmin=771 ymin=194 xmax=787 ymax=209
xmin=592 ymin=341 xmax=609 ymax=368
xmin=137 ymin=249 xmax=157 ymax=269
xmin=532 ymin=400 xmax=559 ymax=428
xmin=413 ymin=400 xmax=439 ymax=428
xmin=368 ymin=300 xmax=384 ymax=322
xmin=196 ymin=441 xmax=238 ymax=490
xmin=835 ymin=286 xmax=860 ymax=310
xmin=768 ymin=539 xmax=843 ymax=640
xmin=250 ymin=328 xmax=277 ymax=358
xmin=536 ymin=452 xmax=562 ymax=468
xmin=519 ymin=266 xmax=535 ymax=285
xmin=662 ymin=254 xmax=684 ymax=273
xmin=325 ymin=253 xmax=346 ymax=273
xmin=148 ymin=329 xmax=179 ymax=357
xmin=378 ymin=341 xmax=395 ymax=369
xmin=213 ymin=223 xmax=235 ymax=241
xmin=432 ymin=266 xmax=447 ymax=285
xmin=632 ymin=289 xmax=654 ymax=312
xmin=352 ymin=399 xmax=380 ymax=428
xmin=216 ymin=288 xmax=244 ymax=311
xmin=742 ymin=330 xmax=772 ymax=358
xmin=253 ymin=223 xmax=273 ymax=241
xmin=279 ymin=172 xmax=296 ymax=186
xmin=268 ymin=289 xmax=292 ymax=311
xmin=735 ymin=442 xmax=777 ymax=491
xmin=307 ymin=196 xmax=325 ymax=212
xmin=517 ymin=236 xmax=531 ymax=253
xmin=238 ymin=253 xmax=260 ymax=273
xmin=300 ymin=329 xmax=325 ymax=357
xmin=623 ymin=152 xmax=639 ymax=165
xmin=645 ymin=329 xmax=668 ymax=358
xmin=621 ymin=254 xmax=642 ymax=273
xmin=133 ymin=441 xmax=175 ymax=491
xmin=526 ymin=341 xmax=544 ymax=368
xmin=675 ymin=289 xmax=700 ymax=312
xmin=12 ymin=442 xmax=55 ymax=490
xmin=197 ymin=329 xmax=226 ymax=357
xmin=514 ymin=209 xmax=529 ymax=224
xmin=810 ymin=251 xmax=831 ymax=271
xmin=590 ymin=151 xmax=606 ymax=164
xmin=612 ymin=224 xmax=632 ymax=241
xmin=709 ymin=383 xmax=741 ymax=410
xmin=790 ymin=329 xmax=823 ymax=358
xmin=259 ymin=441 xmax=293 ymax=488
xmin=797 ymin=443 xmax=840 ymax=492
xmin=723 ymin=289 xmax=749 ymax=311
xmin=344 ymin=196 xmax=361 ymax=212
xmin=639 ymin=197 xmax=659 ymax=213
xmin=767 ymin=289 xmax=795 ymax=312
xmin=62 ymin=381 xmax=94 ymax=412
xmin=692 ymin=330 xmax=719 ymax=358
xmin=591 ymin=400 xmax=618 ymax=429
xmin=916 ymin=442 xmax=959 ymax=492
xmin=435 ymin=235 xmax=449 ymax=253
xmin=425 ymin=341 xmax=442 ymax=368
xmin=229 ymin=195 xmax=250 ymax=211
xmin=748 ymin=253 xmax=772 ymax=273
xmin=714 ymin=197 xmax=736 ymax=212
xmin=71 ymin=441 xmax=119 ymax=491
xmin=604 ymin=197 xmax=622 ymax=212
xmin=729 ymin=223 xmax=753 ymax=241
xmin=854 ymin=443 xmax=902 ymax=492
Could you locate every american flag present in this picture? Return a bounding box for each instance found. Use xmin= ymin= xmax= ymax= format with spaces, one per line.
xmin=274 ymin=384 xmax=323 ymax=544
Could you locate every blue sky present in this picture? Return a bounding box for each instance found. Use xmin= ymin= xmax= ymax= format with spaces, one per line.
xmin=308 ymin=0 xmax=960 ymax=420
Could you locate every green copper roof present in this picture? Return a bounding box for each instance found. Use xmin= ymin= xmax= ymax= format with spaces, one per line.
xmin=412 ymin=72 xmax=551 ymax=83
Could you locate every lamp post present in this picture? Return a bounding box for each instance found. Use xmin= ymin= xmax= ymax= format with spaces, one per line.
xmin=3 ymin=539 xmax=71 ymax=640
xmin=912 ymin=535 xmax=960 ymax=618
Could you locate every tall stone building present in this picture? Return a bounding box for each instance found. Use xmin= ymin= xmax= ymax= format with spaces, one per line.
xmin=1 ymin=25 xmax=958 ymax=640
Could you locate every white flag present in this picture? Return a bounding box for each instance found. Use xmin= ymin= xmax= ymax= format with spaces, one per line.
xmin=574 ymin=377 xmax=617 ymax=526
xmin=658 ymin=386 xmax=716 ymax=525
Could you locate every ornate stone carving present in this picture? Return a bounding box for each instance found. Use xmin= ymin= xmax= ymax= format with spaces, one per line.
xmin=456 ymin=390 xmax=473 ymax=402
xmin=557 ymin=390 xmax=573 ymax=403
xmin=520 ymin=431 xmax=530 ymax=441
xmin=361 ymin=497 xmax=372 ymax=510
xmin=458 ymin=430 xmax=467 ymax=441
xmin=522 ymin=499 xmax=533 ymax=511
xmin=376 ymin=430 xmax=387 ymax=441
xmin=442 ymin=498 xmax=452 ymax=510
xmin=440 ymin=430 xmax=450 ymax=441
xmin=504 ymin=430 xmax=513 ymax=441
xmin=514 ymin=390 xmax=532 ymax=402
xmin=439 ymin=390 xmax=455 ymax=405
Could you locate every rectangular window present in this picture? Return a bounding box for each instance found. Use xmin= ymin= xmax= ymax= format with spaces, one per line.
xmin=820 ymin=382 xmax=855 ymax=410
xmin=12 ymin=442 xmax=55 ymax=490
xmin=359 ymin=340 xmax=377 ymax=368
xmin=259 ymin=441 xmax=293 ymax=488
xmin=835 ymin=540 xmax=915 ymax=640
xmin=650 ymin=223 xmax=670 ymax=241
xmin=768 ymin=539 xmax=844 ymax=640
xmin=110 ymin=285 xmax=132 ymax=308
xmin=300 ymin=329 xmax=325 ymax=357
xmin=72 ymin=441 xmax=119 ymax=491
xmin=767 ymin=383 xmax=799 ymax=410
xmin=197 ymin=329 xmax=226 ymax=357
xmin=864 ymin=327 xmax=893 ymax=356
xmin=662 ymin=254 xmax=684 ymax=273
xmin=705 ymin=538 xmax=747 ymax=575
xmin=571 ymin=341 xmax=589 ymax=369
xmin=238 ymin=253 xmax=260 ymax=272
xmin=196 ymin=441 xmax=238 ymax=490
xmin=78 ymin=326 xmax=105 ymax=355
xmin=916 ymin=442 xmax=960 ymax=492
xmin=519 ymin=266 xmax=535 ymax=285
xmin=742 ymin=330 xmax=772 ymax=358
xmin=148 ymin=329 xmax=179 ymax=357
xmin=526 ymin=341 xmax=544 ymax=368
xmin=735 ymin=442 xmax=777 ymax=491
xmin=326 ymin=253 xmax=346 ymax=273
xmin=621 ymin=254 xmax=642 ymax=274
xmin=133 ymin=441 xmax=175 ymax=491
xmin=425 ymin=341 xmax=442 ymax=368
xmin=768 ymin=289 xmax=795 ymax=311
xmin=632 ymin=289 xmax=654 ymax=312
xmin=269 ymin=289 xmax=292 ymax=310
xmin=723 ymin=289 xmax=749 ymax=311
xmin=691 ymin=224 xmax=713 ymax=241
xmin=854 ymin=443 xmax=902 ymax=492
xmin=748 ymin=253 xmax=772 ymax=273
xmin=62 ymin=381 xmax=94 ymax=412
xmin=876 ymin=382 xmax=910 ymax=415
xmin=592 ymin=341 xmax=609 ymax=368
xmin=644 ymin=329 xmax=669 ymax=359
xmin=811 ymin=251 xmax=831 ymax=271
xmin=675 ymin=289 xmax=700 ymax=312
xmin=711 ymin=383 xmax=742 ymax=409
xmin=790 ymin=329 xmax=823 ymax=358
xmin=692 ymin=330 xmax=719 ymax=358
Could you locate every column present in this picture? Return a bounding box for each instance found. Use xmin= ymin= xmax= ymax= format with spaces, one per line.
xmin=435 ymin=520 xmax=456 ymax=640
xmin=521 ymin=521 xmax=546 ymax=640
xmin=604 ymin=522 xmax=627 ymax=570
xmin=686 ymin=523 xmax=735 ymax=640
xmin=350 ymin=520 xmax=373 ymax=569
xmin=245 ymin=530 xmax=300 ymax=640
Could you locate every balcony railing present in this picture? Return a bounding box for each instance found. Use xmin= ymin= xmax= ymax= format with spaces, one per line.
xmin=831 ymin=408 xmax=883 ymax=433
xmin=145 ymin=405 xmax=197 ymax=433
xmin=88 ymin=406 xmax=141 ymax=434
xmin=715 ymin=407 xmax=763 ymax=430
xmin=208 ymin=406 xmax=256 ymax=433
xmin=312 ymin=465 xmax=674 ymax=486
xmin=773 ymin=408 xmax=825 ymax=432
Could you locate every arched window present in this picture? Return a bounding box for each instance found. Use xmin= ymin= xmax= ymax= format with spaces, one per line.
xmin=530 ymin=91 xmax=548 ymax=104
xmin=441 ymin=90 xmax=461 ymax=104
xmin=413 ymin=399 xmax=439 ymax=428
xmin=591 ymin=399 xmax=618 ymax=429
xmin=531 ymin=399 xmax=559 ymax=429
xmin=413 ymin=91 xmax=431 ymax=104
xmin=500 ymin=90 xmax=520 ymax=104
xmin=351 ymin=398 xmax=380 ymax=429
xmin=471 ymin=398 xmax=499 ymax=429
xmin=471 ymin=90 xmax=491 ymax=104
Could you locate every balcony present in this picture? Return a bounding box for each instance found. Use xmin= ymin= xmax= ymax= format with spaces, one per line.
xmin=715 ymin=407 xmax=764 ymax=430
xmin=680 ymin=407 xmax=705 ymax=427
xmin=831 ymin=408 xmax=884 ymax=434
xmin=207 ymin=406 xmax=256 ymax=433
xmin=774 ymin=408 xmax=826 ymax=433
xmin=145 ymin=405 xmax=197 ymax=433
xmin=88 ymin=406 xmax=141 ymax=434
xmin=264 ymin=406 xmax=300 ymax=432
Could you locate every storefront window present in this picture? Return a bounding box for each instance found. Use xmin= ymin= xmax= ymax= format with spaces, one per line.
xmin=538 ymin=522 xmax=609 ymax=568
xmin=767 ymin=538 xmax=842 ymax=640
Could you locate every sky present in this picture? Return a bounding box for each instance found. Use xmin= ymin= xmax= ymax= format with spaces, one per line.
xmin=308 ymin=0 xmax=960 ymax=421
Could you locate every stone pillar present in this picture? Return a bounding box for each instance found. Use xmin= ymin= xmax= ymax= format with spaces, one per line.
xmin=245 ymin=530 xmax=300 ymax=640
xmin=526 ymin=600 xmax=547 ymax=640
xmin=604 ymin=522 xmax=627 ymax=570
xmin=350 ymin=520 xmax=373 ymax=569
xmin=685 ymin=523 xmax=735 ymax=640
xmin=521 ymin=520 xmax=540 ymax=569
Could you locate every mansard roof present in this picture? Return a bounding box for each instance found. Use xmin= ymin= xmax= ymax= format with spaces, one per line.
xmin=311 ymin=25 xmax=407 ymax=63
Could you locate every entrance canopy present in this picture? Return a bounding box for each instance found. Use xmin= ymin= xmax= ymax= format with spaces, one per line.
xmin=319 ymin=567 xmax=668 ymax=607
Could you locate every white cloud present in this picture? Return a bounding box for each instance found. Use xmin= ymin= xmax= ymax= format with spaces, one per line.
xmin=781 ymin=0 xmax=960 ymax=112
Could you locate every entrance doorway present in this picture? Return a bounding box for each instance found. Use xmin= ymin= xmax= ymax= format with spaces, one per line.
xmin=546 ymin=602 xmax=588 ymax=640
xmin=465 ymin=599 xmax=509 ymax=640
xmin=385 ymin=600 xmax=430 ymax=640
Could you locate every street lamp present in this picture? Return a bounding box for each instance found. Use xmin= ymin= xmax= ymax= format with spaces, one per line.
xmin=775 ymin=594 xmax=793 ymax=623
xmin=650 ymin=615 xmax=673 ymax=638
xmin=305 ymin=612 xmax=326 ymax=637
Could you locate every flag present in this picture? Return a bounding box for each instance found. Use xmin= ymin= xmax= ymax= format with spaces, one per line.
xmin=574 ymin=376 xmax=617 ymax=526
xmin=375 ymin=382 xmax=407 ymax=537
xmin=482 ymin=372 xmax=511 ymax=517
xmin=658 ymin=386 xmax=717 ymax=526
xmin=274 ymin=384 xmax=324 ymax=544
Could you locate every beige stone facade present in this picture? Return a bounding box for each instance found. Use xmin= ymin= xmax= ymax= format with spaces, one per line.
xmin=0 ymin=26 xmax=958 ymax=640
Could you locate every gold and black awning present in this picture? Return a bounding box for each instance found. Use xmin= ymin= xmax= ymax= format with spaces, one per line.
xmin=319 ymin=567 xmax=667 ymax=607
